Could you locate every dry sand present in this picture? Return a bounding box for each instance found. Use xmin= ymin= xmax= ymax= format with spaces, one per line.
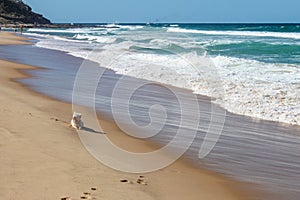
xmin=0 ymin=32 xmax=246 ymax=200
xmin=0 ymin=32 xmax=31 ymax=45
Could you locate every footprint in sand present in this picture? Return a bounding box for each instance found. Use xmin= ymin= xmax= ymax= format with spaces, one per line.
xmin=137 ymin=176 xmax=148 ymax=185
xmin=50 ymin=117 xmax=61 ymax=122
xmin=80 ymin=193 xmax=91 ymax=199
xmin=137 ymin=179 xmax=147 ymax=185
xmin=50 ymin=117 xmax=71 ymax=127
xmin=60 ymin=197 xmax=71 ymax=200
xmin=120 ymin=176 xmax=148 ymax=185
xmin=61 ymin=187 xmax=97 ymax=200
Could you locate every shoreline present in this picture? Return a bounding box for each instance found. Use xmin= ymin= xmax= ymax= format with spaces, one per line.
xmin=20 ymin=26 xmax=299 ymax=127
xmin=0 ymin=32 xmax=250 ymax=199
xmin=0 ymin=32 xmax=32 ymax=45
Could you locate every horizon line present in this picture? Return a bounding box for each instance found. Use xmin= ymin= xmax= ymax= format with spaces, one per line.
xmin=51 ymin=22 xmax=300 ymax=25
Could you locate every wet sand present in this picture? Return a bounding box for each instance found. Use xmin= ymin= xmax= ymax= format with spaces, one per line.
xmin=3 ymin=35 xmax=298 ymax=199
xmin=0 ymin=32 xmax=246 ymax=199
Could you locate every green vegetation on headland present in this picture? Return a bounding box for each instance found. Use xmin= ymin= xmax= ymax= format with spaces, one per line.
xmin=0 ymin=0 xmax=51 ymax=25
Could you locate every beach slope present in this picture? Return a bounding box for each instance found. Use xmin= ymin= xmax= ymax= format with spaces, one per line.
xmin=0 ymin=32 xmax=243 ymax=200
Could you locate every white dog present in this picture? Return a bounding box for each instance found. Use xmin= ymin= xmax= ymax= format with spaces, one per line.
xmin=71 ymin=112 xmax=84 ymax=129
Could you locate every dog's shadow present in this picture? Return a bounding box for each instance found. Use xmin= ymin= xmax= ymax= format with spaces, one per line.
xmin=81 ymin=127 xmax=105 ymax=134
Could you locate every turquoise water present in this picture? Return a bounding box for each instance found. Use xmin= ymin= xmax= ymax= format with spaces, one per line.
xmin=25 ymin=23 xmax=300 ymax=63
xmin=21 ymin=23 xmax=300 ymax=125
xmin=1 ymin=24 xmax=300 ymax=199
xmin=22 ymin=23 xmax=300 ymax=65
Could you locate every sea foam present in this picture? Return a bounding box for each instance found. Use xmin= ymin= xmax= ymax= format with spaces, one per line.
xmin=25 ymin=26 xmax=300 ymax=126
xmin=167 ymin=27 xmax=300 ymax=40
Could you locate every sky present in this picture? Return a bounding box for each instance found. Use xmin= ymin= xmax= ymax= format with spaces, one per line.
xmin=24 ymin=0 xmax=300 ymax=23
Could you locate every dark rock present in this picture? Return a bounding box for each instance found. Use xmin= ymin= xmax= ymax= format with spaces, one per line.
xmin=0 ymin=0 xmax=51 ymax=24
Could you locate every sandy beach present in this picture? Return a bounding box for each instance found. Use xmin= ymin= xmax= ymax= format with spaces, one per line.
xmin=0 ymin=32 xmax=247 ymax=199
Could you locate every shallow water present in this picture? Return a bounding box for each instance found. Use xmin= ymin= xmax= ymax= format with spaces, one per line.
xmin=1 ymin=44 xmax=300 ymax=199
xmin=22 ymin=24 xmax=300 ymax=125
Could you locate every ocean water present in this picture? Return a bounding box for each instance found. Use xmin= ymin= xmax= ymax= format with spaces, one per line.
xmin=1 ymin=24 xmax=300 ymax=199
xmin=24 ymin=24 xmax=300 ymax=125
